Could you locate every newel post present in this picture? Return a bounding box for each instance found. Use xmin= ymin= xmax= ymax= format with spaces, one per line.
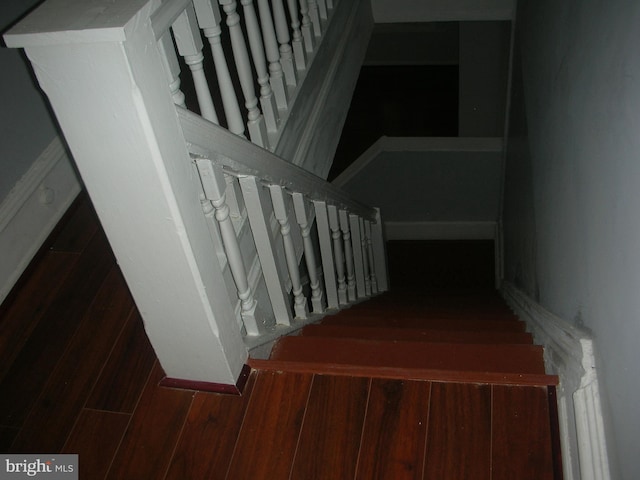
xmin=4 ymin=0 xmax=248 ymax=388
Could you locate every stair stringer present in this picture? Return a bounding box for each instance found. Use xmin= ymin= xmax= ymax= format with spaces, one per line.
xmin=502 ymin=281 xmax=611 ymax=480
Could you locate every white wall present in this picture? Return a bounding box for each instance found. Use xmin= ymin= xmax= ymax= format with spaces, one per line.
xmin=503 ymin=2 xmax=640 ymax=478
xmin=0 ymin=0 xmax=59 ymax=198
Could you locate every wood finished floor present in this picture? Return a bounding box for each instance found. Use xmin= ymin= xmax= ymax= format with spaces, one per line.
xmin=0 ymin=195 xmax=560 ymax=479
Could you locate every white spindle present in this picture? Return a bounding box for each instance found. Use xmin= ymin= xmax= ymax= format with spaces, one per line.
xmin=371 ymin=208 xmax=389 ymax=292
xmin=269 ymin=186 xmax=308 ymax=319
xmin=365 ymin=220 xmax=378 ymax=294
xmin=328 ymin=205 xmax=348 ymax=305
xmin=298 ymin=0 xmax=314 ymax=54
xmin=286 ymin=0 xmax=307 ymax=70
xmin=349 ymin=213 xmax=367 ymax=299
xmin=359 ymin=217 xmax=371 ymax=296
xmin=339 ymin=209 xmax=356 ymax=302
xmin=158 ymin=32 xmax=186 ymax=107
xmin=307 ymin=0 xmax=321 ymax=38
xmin=196 ymin=160 xmax=260 ymax=335
xmin=193 ymin=0 xmax=246 ymax=136
xmin=240 ymin=175 xmax=293 ymax=325
xmin=256 ymin=0 xmax=289 ymax=110
xmin=293 ymin=193 xmax=324 ymax=313
xmin=317 ymin=0 xmax=328 ymax=20
xmin=271 ymin=0 xmax=297 ymax=86
xmin=172 ymin=5 xmax=218 ymax=123
xmin=240 ymin=0 xmax=279 ymax=134
xmin=219 ymin=0 xmax=268 ymax=147
xmin=326 ymin=0 xmax=334 ymax=9
xmin=313 ymin=200 xmax=339 ymax=309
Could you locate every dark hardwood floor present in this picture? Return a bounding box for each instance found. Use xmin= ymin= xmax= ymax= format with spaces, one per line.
xmin=0 ymin=194 xmax=560 ymax=479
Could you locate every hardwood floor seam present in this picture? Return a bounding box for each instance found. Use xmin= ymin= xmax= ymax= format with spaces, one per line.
xmin=161 ymin=394 xmax=196 ymax=480
xmin=286 ymin=373 xmax=316 ymax=480
xmin=352 ymin=376 xmax=373 ymax=480
xmin=420 ymin=381 xmax=433 ymax=480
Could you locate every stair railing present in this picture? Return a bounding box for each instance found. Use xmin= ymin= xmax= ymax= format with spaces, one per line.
xmin=4 ymin=0 xmax=383 ymax=387
xmin=150 ymin=0 xmax=336 ymax=151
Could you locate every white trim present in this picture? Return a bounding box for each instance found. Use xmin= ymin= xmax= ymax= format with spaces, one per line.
xmin=385 ymin=221 xmax=496 ymax=240
xmin=501 ymin=281 xmax=611 ymax=480
xmin=0 ymin=136 xmax=82 ymax=304
xmin=332 ymin=136 xmax=504 ymax=188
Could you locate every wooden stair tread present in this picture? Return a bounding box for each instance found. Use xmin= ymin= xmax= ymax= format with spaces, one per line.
xmin=320 ymin=315 xmax=527 ymax=332
xmin=300 ymin=324 xmax=534 ymax=344
xmin=270 ymin=337 xmax=547 ymax=375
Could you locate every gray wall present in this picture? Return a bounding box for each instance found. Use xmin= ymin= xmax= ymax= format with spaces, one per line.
xmin=1 ymin=0 xmax=59 ymax=198
xmin=503 ymin=2 xmax=640 ymax=478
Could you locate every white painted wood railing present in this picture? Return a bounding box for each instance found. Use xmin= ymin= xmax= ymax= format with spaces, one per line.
xmin=4 ymin=0 xmax=379 ymax=388
xmin=150 ymin=0 xmax=338 ymax=151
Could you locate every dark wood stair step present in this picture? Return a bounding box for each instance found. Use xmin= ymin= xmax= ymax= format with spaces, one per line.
xmin=320 ymin=315 xmax=527 ymax=332
xmin=300 ymin=324 xmax=534 ymax=344
xmin=266 ymin=337 xmax=556 ymax=387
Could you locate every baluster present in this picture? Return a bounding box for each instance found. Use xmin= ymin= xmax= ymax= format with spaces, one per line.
xmin=256 ymin=0 xmax=288 ymax=110
xmin=293 ymin=193 xmax=324 ymax=313
xmin=269 ymin=186 xmax=308 ymax=319
xmin=240 ymin=175 xmax=293 ymax=325
xmin=365 ymin=220 xmax=378 ymax=294
xmin=158 ymin=32 xmax=186 ymax=107
xmin=286 ymin=0 xmax=307 ymax=70
xmin=326 ymin=0 xmax=334 ymax=9
xmin=240 ymin=0 xmax=279 ymax=133
xmin=196 ymin=159 xmax=260 ymax=335
xmin=219 ymin=0 xmax=268 ymax=147
xmin=172 ymin=5 xmax=218 ymax=123
xmin=328 ymin=205 xmax=347 ymax=305
xmin=307 ymin=0 xmax=321 ymax=38
xmin=317 ymin=0 xmax=328 ymax=20
xmin=193 ymin=0 xmax=245 ymax=136
xmin=370 ymin=208 xmax=389 ymax=292
xmin=349 ymin=213 xmax=367 ymax=299
xmin=298 ymin=0 xmax=314 ymax=53
xmin=313 ymin=200 xmax=338 ymax=309
xmin=272 ymin=0 xmax=297 ymax=86
xmin=339 ymin=209 xmax=356 ymax=302
xmin=360 ymin=217 xmax=371 ymax=296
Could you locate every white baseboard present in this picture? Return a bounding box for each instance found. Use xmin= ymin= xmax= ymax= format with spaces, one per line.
xmin=384 ymin=220 xmax=496 ymax=240
xmin=501 ymin=281 xmax=611 ymax=480
xmin=0 ymin=136 xmax=81 ymax=304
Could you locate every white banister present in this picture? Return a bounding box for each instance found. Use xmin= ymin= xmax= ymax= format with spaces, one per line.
xmin=287 ymin=0 xmax=307 ymax=71
xmin=364 ymin=219 xmax=377 ymax=295
xmin=359 ymin=216 xmax=371 ymax=296
xmin=240 ymin=0 xmax=279 ymax=134
xmin=272 ymin=0 xmax=298 ymax=87
xmin=371 ymin=207 xmax=389 ymax=292
xmin=299 ymin=0 xmax=314 ymax=53
xmin=172 ymin=5 xmax=218 ymax=123
xmin=307 ymin=0 xmax=322 ymax=38
xmin=196 ymin=159 xmax=260 ymax=335
xmin=193 ymin=0 xmax=246 ymax=136
xmin=328 ymin=205 xmax=348 ymax=305
xmin=158 ymin=32 xmax=187 ymax=108
xmin=240 ymin=175 xmax=293 ymax=326
xmin=256 ymin=0 xmax=288 ymax=110
xmin=270 ymin=185 xmax=308 ymax=320
xmin=293 ymin=193 xmax=325 ymax=313
xmin=313 ymin=200 xmax=339 ymax=309
xmin=219 ymin=0 xmax=268 ymax=147
xmin=339 ymin=209 xmax=356 ymax=302
xmin=348 ymin=213 xmax=366 ymax=299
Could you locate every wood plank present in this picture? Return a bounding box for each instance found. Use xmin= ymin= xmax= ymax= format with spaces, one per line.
xmin=0 ymin=251 xmax=79 ymax=381
xmin=62 ymin=409 xmax=131 ymax=480
xmin=249 ymin=359 xmax=558 ymax=387
xmin=0 ymin=426 xmax=18 ymax=452
xmin=10 ymin=267 xmax=135 ymax=453
xmin=356 ymin=379 xmax=430 ymax=480
xmin=165 ymin=372 xmax=257 ymax=480
xmin=85 ymin=310 xmax=157 ymax=413
xmin=424 ymin=383 xmax=491 ymax=479
xmin=300 ymin=324 xmax=534 ymax=344
xmin=492 ymin=385 xmax=554 ymax=480
xmin=270 ymin=337 xmax=547 ymax=375
xmin=49 ymin=193 xmax=99 ymax=253
xmin=105 ymin=363 xmax=194 ymax=480
xmin=0 ymin=231 xmax=114 ymax=427
xmin=290 ymin=375 xmax=370 ymax=480
xmin=320 ymin=316 xmax=527 ymax=332
xmin=225 ymin=371 xmax=313 ymax=480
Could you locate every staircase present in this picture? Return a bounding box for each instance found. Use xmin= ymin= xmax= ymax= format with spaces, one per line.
xmin=250 ymin=287 xmax=561 ymax=479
